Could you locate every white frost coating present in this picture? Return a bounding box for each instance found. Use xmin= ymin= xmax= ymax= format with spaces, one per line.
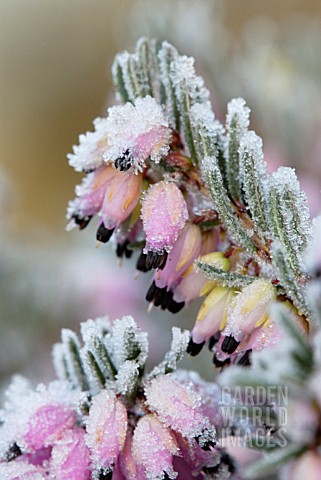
xmin=144 ymin=374 xmax=216 ymax=449
xmin=80 ymin=316 xmax=111 ymax=345
xmin=226 ymin=97 xmax=250 ymax=133
xmin=0 ymin=380 xmax=79 ymax=459
xmin=0 ymin=462 xmax=46 ymax=479
xmin=67 ymin=117 xmax=109 ymax=172
xmin=132 ymin=415 xmax=178 ymax=480
xmin=270 ymin=166 xmax=312 ymax=254
xmin=170 ymin=55 xmax=209 ymax=104
xmin=113 ymin=51 xmax=137 ymax=102
xmin=190 ymin=101 xmax=215 ymax=127
xmin=103 ymin=96 xmax=172 ymax=173
xmin=115 ymin=360 xmax=139 ymax=395
xmin=106 ymin=315 xmax=148 ymax=370
xmin=305 ymin=215 xmax=321 ymax=273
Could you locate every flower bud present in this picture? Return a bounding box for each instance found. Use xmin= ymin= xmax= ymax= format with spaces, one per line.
xmin=144 ymin=375 xmax=216 ymax=450
xmin=132 ymin=414 xmax=178 ymax=480
xmin=104 ymin=96 xmax=172 ymax=173
xmin=174 ymin=252 xmax=230 ymax=305
xmin=222 ymin=279 xmax=276 ymax=352
xmin=50 ymin=428 xmax=91 ymax=480
xmin=189 ymin=287 xmax=234 ymax=352
xmin=67 ymin=165 xmax=116 ymax=230
xmin=85 ymin=390 xmax=127 ymax=473
xmin=141 ymin=181 xmax=188 ymax=268
xmin=23 ymin=404 xmax=77 ymax=451
xmin=101 ymin=170 xmax=143 ymax=231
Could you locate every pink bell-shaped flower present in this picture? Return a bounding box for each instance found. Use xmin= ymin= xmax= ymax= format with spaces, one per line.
xmin=49 ymin=427 xmax=91 ymax=480
xmin=187 ymin=286 xmax=235 ymax=356
xmin=132 ymin=414 xmax=179 ymax=480
xmin=103 ymin=96 xmax=172 ymax=173
xmin=146 ymin=223 xmax=201 ymax=313
xmin=141 ymin=180 xmax=188 ymax=270
xmin=144 ymin=374 xmax=216 ymax=451
xmin=85 ymin=390 xmax=127 ymax=477
xmin=23 ymin=403 xmax=77 ymax=452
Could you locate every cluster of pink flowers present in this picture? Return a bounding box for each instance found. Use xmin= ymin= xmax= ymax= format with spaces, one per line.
xmin=0 ymin=317 xmax=239 ymax=480
xmin=67 ymin=91 xmax=310 ymax=369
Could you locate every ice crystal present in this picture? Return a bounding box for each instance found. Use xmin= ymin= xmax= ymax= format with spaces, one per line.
xmin=68 ymin=117 xmax=109 ymax=173
xmin=103 ymin=96 xmax=172 ymax=173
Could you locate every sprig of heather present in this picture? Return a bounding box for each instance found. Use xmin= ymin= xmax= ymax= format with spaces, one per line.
xmin=66 ymin=38 xmax=314 ymax=368
xmin=0 ymin=316 xmax=241 ymax=480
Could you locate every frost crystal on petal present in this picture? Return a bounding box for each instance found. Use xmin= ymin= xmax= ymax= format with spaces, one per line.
xmin=103 ymin=96 xmax=172 ymax=173
xmin=68 ymin=117 xmax=109 ymax=172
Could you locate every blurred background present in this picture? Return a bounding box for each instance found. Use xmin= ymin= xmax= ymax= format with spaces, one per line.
xmin=1 ymin=0 xmax=321 ymax=391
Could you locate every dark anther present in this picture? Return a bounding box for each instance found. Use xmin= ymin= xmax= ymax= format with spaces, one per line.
xmin=145 ymin=250 xmax=168 ymax=270
xmin=221 ymin=335 xmax=240 ymax=354
xmin=98 ymin=467 xmax=113 ymax=479
xmin=116 ymin=240 xmax=133 ymax=259
xmin=72 ymin=214 xmax=92 ymax=230
xmin=203 ymin=452 xmax=236 ymax=475
xmin=208 ymin=333 xmax=220 ymax=351
xmin=6 ymin=443 xmax=22 ymax=462
xmin=187 ymin=338 xmax=205 ymax=356
xmin=136 ymin=251 xmax=149 ymax=272
xmin=195 ymin=435 xmax=216 ymax=451
xmin=162 ymin=289 xmax=184 ymax=314
xmin=237 ymin=349 xmax=252 ymax=367
xmin=114 ymin=149 xmax=132 ymax=171
xmin=153 ymin=286 xmax=167 ymax=308
xmin=213 ymin=354 xmax=231 ymax=368
xmin=96 ymin=224 xmax=114 ymax=243
xmin=163 ymin=473 xmax=171 ymax=480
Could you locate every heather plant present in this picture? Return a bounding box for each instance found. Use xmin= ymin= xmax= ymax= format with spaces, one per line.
xmin=1 ymin=38 xmax=320 ymax=480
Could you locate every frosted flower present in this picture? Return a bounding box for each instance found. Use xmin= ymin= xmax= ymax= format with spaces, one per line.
xmin=145 ymin=374 xmax=216 ymax=450
xmin=146 ymin=223 xmax=202 ymax=313
xmin=0 ymin=316 xmax=236 ymax=479
xmin=141 ymin=181 xmax=188 ymax=270
xmin=85 ymin=390 xmax=127 ymax=475
xmin=173 ymin=251 xmax=230 ymax=306
xmin=222 ymin=279 xmax=276 ymax=354
xmin=104 ymin=96 xmax=172 ymax=173
xmin=50 ymin=428 xmax=91 ymax=480
xmin=187 ymin=286 xmax=235 ymax=356
xmin=132 ymin=414 xmax=179 ymax=480
xmin=0 ymin=462 xmax=46 ymax=479
xmin=68 ymin=117 xmax=109 ymax=173
xmin=67 ymin=164 xmax=143 ymax=245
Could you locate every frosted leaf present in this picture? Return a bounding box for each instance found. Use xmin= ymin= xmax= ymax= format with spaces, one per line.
xmin=226 ymin=98 xmax=250 ymax=133
xmin=52 ymin=343 xmax=69 ymax=381
xmin=67 ymin=117 xmax=109 ymax=172
xmin=106 ymin=315 xmax=148 ymax=370
xmin=115 ymin=360 xmax=139 ymax=396
xmin=170 ymin=55 xmax=209 ymax=106
xmin=61 ymin=329 xmax=89 ymax=391
xmin=239 ymin=130 xmax=269 ymax=237
xmin=225 ymin=97 xmax=251 ymax=202
xmin=268 ymin=167 xmax=312 ymax=273
xmin=103 ymin=96 xmax=172 ymax=173
xmin=148 ymin=327 xmax=189 ymax=378
xmin=157 ymin=41 xmax=180 ymax=128
xmin=202 ymin=156 xmax=256 ymax=253
xmin=304 ymin=215 xmax=321 ymax=275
